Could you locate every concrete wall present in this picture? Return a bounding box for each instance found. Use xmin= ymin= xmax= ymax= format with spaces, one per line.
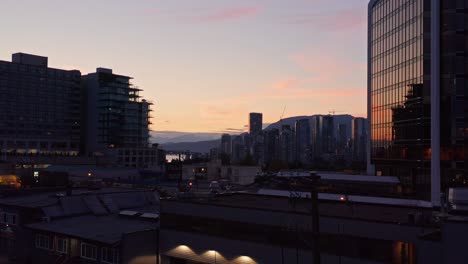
xmin=160 ymin=229 xmax=384 ymax=264
xmin=221 ymin=166 xmax=260 ymax=185
xmin=161 ymin=200 xmax=446 ymax=263
xmin=122 ymin=230 xmax=158 ymax=264
xmin=161 ymin=201 xmax=426 ymax=242
xmin=441 ymin=220 xmax=468 ymax=263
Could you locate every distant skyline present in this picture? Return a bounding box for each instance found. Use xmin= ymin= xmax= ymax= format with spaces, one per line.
xmin=0 ymin=0 xmax=368 ymax=133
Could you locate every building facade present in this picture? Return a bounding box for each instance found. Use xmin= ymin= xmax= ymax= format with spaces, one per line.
xmin=352 ymin=117 xmax=368 ymax=163
xmin=220 ymin=134 xmax=232 ymax=155
xmin=0 ymin=53 xmax=81 ymax=157
xmin=295 ymin=119 xmax=311 ymax=164
xmin=82 ymin=68 xmax=152 ymax=155
xmin=312 ymin=115 xmax=335 ymax=160
xmin=231 ymin=135 xmax=246 ymax=164
xmin=279 ymin=125 xmax=295 ymax=164
xmin=248 ymin=113 xmax=263 ymax=135
xmin=368 ymin=0 xmax=468 ymax=202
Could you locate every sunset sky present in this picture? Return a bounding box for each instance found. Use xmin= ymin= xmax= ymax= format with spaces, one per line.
xmin=0 ymin=0 xmax=368 ymax=134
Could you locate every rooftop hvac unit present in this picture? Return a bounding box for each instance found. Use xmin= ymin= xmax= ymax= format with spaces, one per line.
xmin=448 ymin=188 xmax=468 ymax=212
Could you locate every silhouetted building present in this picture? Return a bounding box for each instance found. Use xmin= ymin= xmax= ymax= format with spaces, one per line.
xmin=82 ymin=68 xmax=156 ymax=168
xmin=251 ymin=133 xmax=265 ymax=166
xmin=264 ymin=129 xmax=280 ymax=165
xmin=231 ymin=135 xmax=245 ymax=164
xmin=352 ymin=117 xmax=367 ymax=162
xmin=0 ymin=53 xmax=81 ymax=157
xmin=0 ymin=188 xmax=159 ymax=263
xmin=82 ymin=68 xmax=152 ymax=154
xmin=312 ymin=115 xmax=334 ymax=159
xmin=158 ymin=189 xmax=465 ymax=264
xmin=249 ymin=113 xmax=263 ymax=135
xmin=368 ymin=0 xmax=468 ymax=202
xmin=220 ymin=134 xmax=232 ymax=156
xmin=279 ymin=125 xmax=295 ymax=164
xmin=336 ymin=124 xmax=348 ymax=156
xmin=295 ymin=119 xmax=311 ymax=164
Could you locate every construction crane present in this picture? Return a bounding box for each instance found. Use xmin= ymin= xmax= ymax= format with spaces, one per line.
xmin=280 ymin=106 xmax=286 ymax=122
xmin=277 ymin=105 xmax=287 ymax=130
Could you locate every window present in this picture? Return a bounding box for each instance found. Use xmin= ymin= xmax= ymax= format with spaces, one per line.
xmin=56 ymin=237 xmax=68 ymax=254
xmin=81 ymin=243 xmax=97 ymax=260
xmin=102 ymin=247 xmax=120 ymax=264
xmin=35 ymin=234 xmax=50 ymax=250
xmin=1 ymin=213 xmax=18 ymax=225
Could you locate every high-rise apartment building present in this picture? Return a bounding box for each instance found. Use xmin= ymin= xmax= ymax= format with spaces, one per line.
xmin=220 ymin=134 xmax=232 ymax=155
xmin=279 ymin=125 xmax=295 ymax=164
xmin=0 ymin=53 xmax=81 ymax=157
xmin=82 ymin=68 xmax=152 ymax=155
xmin=231 ymin=135 xmax=246 ymax=164
xmin=249 ymin=113 xmax=263 ymax=135
xmin=311 ymin=115 xmax=335 ymax=159
xmin=264 ymin=128 xmax=280 ymax=165
xmin=368 ymin=0 xmax=468 ymax=203
xmin=295 ymin=119 xmax=311 ymax=164
xmin=352 ymin=117 xmax=367 ymax=163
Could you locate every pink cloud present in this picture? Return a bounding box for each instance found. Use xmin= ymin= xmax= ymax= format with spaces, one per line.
xmin=195 ymin=6 xmax=261 ymax=22
xmin=274 ymin=78 xmax=303 ymax=91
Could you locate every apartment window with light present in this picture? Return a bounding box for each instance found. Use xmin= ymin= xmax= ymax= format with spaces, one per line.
xmin=56 ymin=237 xmax=68 ymax=254
xmin=35 ymin=234 xmax=50 ymax=250
xmin=81 ymin=243 xmax=97 ymax=260
xmin=102 ymin=247 xmax=120 ymax=264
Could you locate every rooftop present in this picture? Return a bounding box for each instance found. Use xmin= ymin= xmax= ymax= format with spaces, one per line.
xmin=317 ymin=173 xmax=400 ymax=184
xmin=0 ymin=187 xmax=154 ymax=209
xmin=276 ymin=171 xmax=400 ymax=184
xmin=163 ymin=192 xmax=434 ymax=224
xmin=27 ymin=212 xmax=158 ymax=244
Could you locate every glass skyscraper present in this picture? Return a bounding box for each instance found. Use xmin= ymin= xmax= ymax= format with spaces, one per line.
xmin=368 ymin=0 xmax=468 ymax=203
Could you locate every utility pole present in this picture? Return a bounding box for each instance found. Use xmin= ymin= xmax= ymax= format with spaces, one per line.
xmin=310 ymin=175 xmax=320 ymax=264
xmin=177 ymin=153 xmax=182 ymax=190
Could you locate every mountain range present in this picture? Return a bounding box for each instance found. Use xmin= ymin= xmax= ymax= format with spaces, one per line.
xmin=150 ymin=131 xmax=222 ymax=144
xmin=159 ymin=140 xmax=220 ymax=153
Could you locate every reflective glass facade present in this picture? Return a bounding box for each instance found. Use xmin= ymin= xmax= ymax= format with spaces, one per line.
xmin=369 ymin=0 xmax=468 ymax=198
xmin=370 ymin=0 xmax=429 ymax=194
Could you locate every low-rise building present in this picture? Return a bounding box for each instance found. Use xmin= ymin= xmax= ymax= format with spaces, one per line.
xmin=159 ymin=191 xmax=466 ymax=264
xmin=182 ymin=160 xmax=260 ymax=185
xmin=0 ymin=187 xmax=160 ymax=263
xmin=219 ymin=165 xmax=260 ymax=185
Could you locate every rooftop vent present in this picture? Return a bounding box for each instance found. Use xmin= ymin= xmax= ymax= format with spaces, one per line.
xmin=119 ymin=210 xmax=140 ymax=217
xmin=139 ymin=213 xmax=159 ymax=221
xmin=97 ymin=67 xmax=112 ymax=74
